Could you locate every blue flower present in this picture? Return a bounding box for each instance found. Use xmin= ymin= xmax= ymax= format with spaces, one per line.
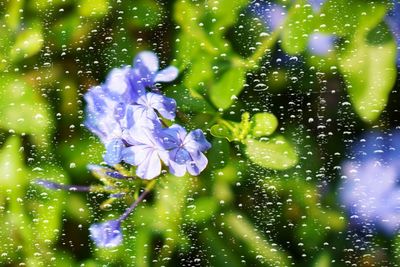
xmin=104 ymin=67 xmax=140 ymax=104
xmin=84 ymin=51 xmax=179 ymax=166
xmin=89 ymin=220 xmax=123 ymax=248
xmin=102 ymin=51 xmax=178 ymax=103
xmin=83 ymin=51 xmax=211 ymax=180
xmin=84 ymin=85 xmax=124 ymax=144
xmin=162 ymin=124 xmax=211 ymax=177
xmin=122 ymin=127 xmax=169 ymax=179
xmin=84 ymin=83 xmax=128 ymax=166
xmin=123 ymin=92 xmax=176 ymax=128
xmin=132 ymin=51 xmax=179 ymax=89
xmin=340 ymin=131 xmax=400 ymax=235
xmin=103 ymin=138 xmax=125 ymax=166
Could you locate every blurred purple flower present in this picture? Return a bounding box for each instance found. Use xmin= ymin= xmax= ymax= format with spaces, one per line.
xmin=250 ymin=0 xmax=335 ymax=56
xmin=162 ymin=124 xmax=211 ymax=177
xmin=308 ymin=0 xmax=325 ymax=12
xmin=340 ymin=131 xmax=400 ymax=235
xmin=89 ymin=220 xmax=123 ymax=248
xmin=386 ymin=1 xmax=400 ymax=65
xmin=250 ymin=2 xmax=286 ymax=31
xmin=308 ymin=33 xmax=335 ymax=56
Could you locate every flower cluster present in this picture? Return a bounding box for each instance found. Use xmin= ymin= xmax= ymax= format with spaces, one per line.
xmin=84 ymin=51 xmax=211 ymax=180
xmin=82 ymin=51 xmax=211 ymax=247
xmin=340 ymin=131 xmax=400 ymax=235
xmin=37 ymin=51 xmax=211 ymax=249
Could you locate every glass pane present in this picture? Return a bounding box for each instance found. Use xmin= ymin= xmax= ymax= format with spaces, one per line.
xmin=1 ymin=0 xmax=399 ymax=266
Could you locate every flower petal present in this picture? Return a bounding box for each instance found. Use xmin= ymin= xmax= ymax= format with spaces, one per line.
xmin=185 ymin=129 xmax=211 ymax=152
xmin=147 ymin=92 xmax=176 ymax=120
xmin=187 ymin=152 xmax=208 ymax=176
xmin=136 ymin=150 xmax=162 ymax=179
xmin=122 ymin=145 xmax=152 ymax=166
xmin=161 ymin=124 xmax=186 ymax=149
xmin=128 ymin=72 xmax=148 ymax=102
xmin=105 ymin=67 xmax=131 ymax=98
xmin=168 ymin=159 xmax=187 ymax=177
xmin=134 ymin=51 xmax=159 ymax=73
xmin=89 ymin=220 xmax=123 ymax=248
xmin=172 ymin=147 xmax=191 ymax=165
xmin=104 ymin=138 xmax=125 ymax=165
xmin=126 ymin=126 xmax=158 ymax=145
xmin=154 ymin=66 xmax=179 ymax=83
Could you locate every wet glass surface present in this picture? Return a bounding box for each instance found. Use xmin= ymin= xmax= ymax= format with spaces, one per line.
xmin=0 ymin=0 xmax=400 ymax=266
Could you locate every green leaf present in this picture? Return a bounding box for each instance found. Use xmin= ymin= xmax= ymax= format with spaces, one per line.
xmin=281 ymin=0 xmax=314 ymax=55
xmin=209 ymin=67 xmax=246 ymax=109
xmin=0 ymin=136 xmax=27 ymax=189
xmin=183 ymin=56 xmax=213 ymax=93
xmin=318 ymin=0 xmax=390 ymax=37
xmin=59 ymin=135 xmax=103 ymax=176
xmin=175 ymin=32 xmax=201 ymax=70
xmin=201 ymin=229 xmax=243 ymax=267
xmin=208 ymin=138 xmax=230 ymax=169
xmin=165 ymin=85 xmax=215 ymax=114
xmin=28 ymin=0 xmax=66 ymax=12
xmin=210 ymin=123 xmax=235 ymax=141
xmin=78 ymin=0 xmax=109 ymax=18
xmin=238 ymin=112 xmax=251 ymax=140
xmin=210 ymin=113 xmax=251 ymax=142
xmin=250 ymin=112 xmax=278 ymax=137
xmin=50 ymin=14 xmax=85 ymax=49
xmin=5 ymin=0 xmax=24 ymax=31
xmin=313 ymin=253 xmax=331 ymax=267
xmin=185 ymin=197 xmax=218 ymax=222
xmin=0 ymin=19 xmax=13 ymax=70
xmin=205 ymin=0 xmax=249 ymax=33
xmin=211 ymin=117 xmax=248 ymax=142
xmin=122 ymin=0 xmax=163 ymax=28
xmin=30 ymin=165 xmax=68 ymax=243
xmin=174 ymin=0 xmax=225 ymax=59
xmin=10 ymin=23 xmax=43 ymax=62
xmin=153 ymin=175 xmax=190 ymax=233
xmin=339 ymin=9 xmax=397 ymax=122
xmin=174 ymin=0 xmax=203 ymax=31
xmin=224 ymin=213 xmax=291 ymax=266
xmin=244 ymin=136 xmax=298 ymax=170
xmin=0 ymin=75 xmax=53 ymax=144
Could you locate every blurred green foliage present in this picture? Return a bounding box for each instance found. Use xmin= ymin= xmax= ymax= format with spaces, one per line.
xmin=0 ymin=0 xmax=399 ymax=266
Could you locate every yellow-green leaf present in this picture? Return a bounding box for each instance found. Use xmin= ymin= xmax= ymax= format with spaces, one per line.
xmin=245 ymin=135 xmax=298 ymax=170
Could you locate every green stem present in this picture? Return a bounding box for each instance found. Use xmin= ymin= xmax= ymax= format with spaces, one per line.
xmin=246 ymin=0 xmax=300 ymax=69
xmin=217 ymin=118 xmax=236 ymax=132
xmin=223 ymin=213 xmax=291 ymax=266
xmin=247 ymin=29 xmax=282 ymax=68
xmin=118 ymin=180 xmax=157 ymax=222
